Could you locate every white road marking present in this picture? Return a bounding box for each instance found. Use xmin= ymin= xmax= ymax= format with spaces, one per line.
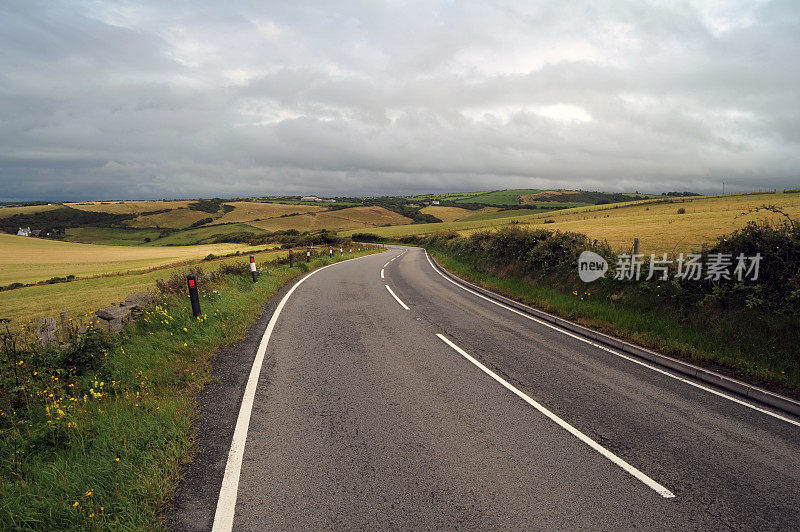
xmin=383 ymin=261 xmax=391 ymax=268
xmin=436 ymin=333 xmax=675 ymax=499
xmin=212 ymin=254 xmax=374 ymax=532
xmin=424 ymin=251 xmax=800 ymax=428
xmin=381 ymin=268 xmax=385 ymax=279
xmin=385 ymin=284 xmax=410 ymax=310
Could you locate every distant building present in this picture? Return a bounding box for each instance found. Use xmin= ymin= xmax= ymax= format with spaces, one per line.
xmin=432 ymin=200 xmax=440 ymax=205
xmin=300 ymin=196 xmax=335 ymax=203
xmin=30 ymin=229 xmax=42 ymax=237
xmin=17 ymin=227 xmax=31 ymax=236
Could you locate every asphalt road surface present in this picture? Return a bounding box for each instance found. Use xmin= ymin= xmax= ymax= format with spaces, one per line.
xmin=215 ymin=246 xmax=800 ymax=530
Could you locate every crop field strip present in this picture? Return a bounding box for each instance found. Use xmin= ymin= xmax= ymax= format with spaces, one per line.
xmin=248 ymin=206 xmax=413 ymax=232
xmin=0 ymin=247 xmax=289 ymax=324
xmin=0 ymin=233 xmax=254 ymax=285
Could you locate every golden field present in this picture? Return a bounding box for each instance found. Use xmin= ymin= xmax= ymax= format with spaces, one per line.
xmin=0 ymin=248 xmax=288 ymax=324
xmin=0 ymin=233 xmax=253 ymax=285
xmin=419 ymin=206 xmax=474 ymax=222
xmin=0 ymin=204 xmax=60 ymax=217
xmin=343 ymin=191 xmax=800 ymax=254
xmin=65 ymin=200 xmax=193 ymax=214
xmin=249 ymin=206 xmax=412 ymax=232
xmin=215 ymin=201 xmax=326 ymax=223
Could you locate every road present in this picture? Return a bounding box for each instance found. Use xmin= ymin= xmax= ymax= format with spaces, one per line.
xmin=214 ymin=246 xmax=800 ymax=530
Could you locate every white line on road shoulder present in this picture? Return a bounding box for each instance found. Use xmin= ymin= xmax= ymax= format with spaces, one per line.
xmin=436 ymin=333 xmax=675 ymax=499
xmin=424 ymin=251 xmax=800 ymax=428
xmin=212 ymin=254 xmax=375 ymax=532
xmin=385 ymin=284 xmax=410 ymax=310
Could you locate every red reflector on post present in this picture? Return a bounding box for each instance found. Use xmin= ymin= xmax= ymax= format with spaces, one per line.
xmin=188 ymin=279 xmax=196 ymax=287
xmin=250 ymin=256 xmax=255 ymax=263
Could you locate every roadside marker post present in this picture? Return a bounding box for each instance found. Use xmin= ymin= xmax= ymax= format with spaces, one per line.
xmin=329 ymin=246 xmax=333 ymax=258
xmin=306 ymin=247 xmax=311 ymax=263
xmin=187 ymin=274 xmax=202 ymax=318
xmin=349 ymin=247 xmax=352 ymax=253
xmin=289 ymin=249 xmax=294 ymax=268
xmin=340 ymin=247 xmax=343 ymax=255
xmin=250 ymin=255 xmax=258 ymax=283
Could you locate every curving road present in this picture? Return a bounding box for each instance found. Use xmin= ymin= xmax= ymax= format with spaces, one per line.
xmin=212 ymin=246 xmax=800 ymax=530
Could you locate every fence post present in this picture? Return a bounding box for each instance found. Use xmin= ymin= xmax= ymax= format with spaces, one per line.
xmin=60 ymin=311 xmax=71 ymax=342
xmin=187 ymin=274 xmax=202 ymax=319
xmin=633 ymin=238 xmax=640 ymax=255
xmin=37 ymin=317 xmax=57 ymax=347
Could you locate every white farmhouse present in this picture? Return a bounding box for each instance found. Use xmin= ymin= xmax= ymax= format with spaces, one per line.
xmin=17 ymin=227 xmax=31 ymax=236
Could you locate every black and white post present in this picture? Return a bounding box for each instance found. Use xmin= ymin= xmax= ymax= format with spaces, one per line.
xmin=187 ymin=274 xmax=202 ymax=318
xmin=306 ymin=247 xmax=311 ymax=263
xmin=250 ymin=254 xmax=258 ymax=282
xmin=289 ymin=249 xmax=294 ymax=268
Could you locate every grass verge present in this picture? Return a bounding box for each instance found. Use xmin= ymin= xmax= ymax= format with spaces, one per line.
xmin=429 ymin=250 xmax=800 ymax=397
xmin=0 ymin=247 xmax=380 ymax=529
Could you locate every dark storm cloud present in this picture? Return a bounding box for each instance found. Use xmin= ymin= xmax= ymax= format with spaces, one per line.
xmin=0 ymin=0 xmax=798 ymax=200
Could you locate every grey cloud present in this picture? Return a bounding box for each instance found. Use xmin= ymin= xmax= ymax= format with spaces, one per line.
xmin=0 ymin=0 xmax=798 ymax=201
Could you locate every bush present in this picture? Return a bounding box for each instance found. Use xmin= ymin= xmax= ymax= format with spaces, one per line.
xmin=155 ymin=267 xmax=205 ymax=295
xmin=677 ymin=208 xmax=686 ymax=214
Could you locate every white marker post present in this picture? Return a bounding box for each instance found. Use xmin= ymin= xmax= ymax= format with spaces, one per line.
xmin=329 ymin=246 xmax=333 ymax=258
xmin=340 ymin=246 xmax=343 ymax=255
xmin=249 ymin=255 xmax=257 ymax=282
xmin=306 ymin=247 xmax=311 ymax=263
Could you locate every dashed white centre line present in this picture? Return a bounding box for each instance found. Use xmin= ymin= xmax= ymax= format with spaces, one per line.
xmin=385 ymin=284 xmax=410 ymax=310
xmin=381 ymin=268 xmax=385 ymax=279
xmin=436 ymin=333 xmax=675 ymax=499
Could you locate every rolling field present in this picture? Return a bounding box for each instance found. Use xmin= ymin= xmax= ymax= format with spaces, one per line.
xmin=516 ymin=192 xmax=800 ymax=253
xmin=214 ymin=201 xmax=325 ymax=224
xmin=66 ymin=200 xmax=193 ymax=214
xmin=64 ymin=227 xmax=162 ymax=245
xmin=141 ymin=223 xmax=276 ymax=246
xmin=0 ymin=204 xmax=60 ymax=217
xmin=0 ymin=247 xmax=288 ymax=324
xmin=249 ymin=206 xmax=412 ymax=232
xmin=419 ymin=206 xmax=482 ymax=222
xmin=0 ymin=233 xmax=253 ymax=285
xmin=125 ymin=207 xmax=218 ymax=229
xmin=342 ymin=191 xmax=800 ymax=254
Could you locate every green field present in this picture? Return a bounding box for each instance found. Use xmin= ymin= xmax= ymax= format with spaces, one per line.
xmin=64 ymin=227 xmax=162 ymax=245
xmin=456 ymin=190 xmax=537 ymax=205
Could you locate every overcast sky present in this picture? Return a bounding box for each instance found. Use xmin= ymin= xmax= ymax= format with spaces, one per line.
xmin=1 ymin=0 xmax=798 ymax=201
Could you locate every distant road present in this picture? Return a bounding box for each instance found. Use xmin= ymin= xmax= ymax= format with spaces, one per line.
xmin=215 ymin=246 xmax=800 ymax=530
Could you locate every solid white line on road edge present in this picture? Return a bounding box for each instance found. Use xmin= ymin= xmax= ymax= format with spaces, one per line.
xmin=385 ymin=284 xmax=410 ymax=310
xmin=436 ymin=333 xmax=675 ymax=499
xmin=212 ymin=254 xmax=374 ymax=532
xmin=381 ymin=268 xmax=385 ymax=279
xmin=424 ymin=251 xmax=800 ymax=428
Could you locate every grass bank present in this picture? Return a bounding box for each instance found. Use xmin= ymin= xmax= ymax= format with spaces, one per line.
xmin=0 ymin=247 xmax=380 ymax=529
xmin=430 ymin=250 xmax=800 ymax=396
xmin=406 ymin=222 xmax=799 ymax=397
